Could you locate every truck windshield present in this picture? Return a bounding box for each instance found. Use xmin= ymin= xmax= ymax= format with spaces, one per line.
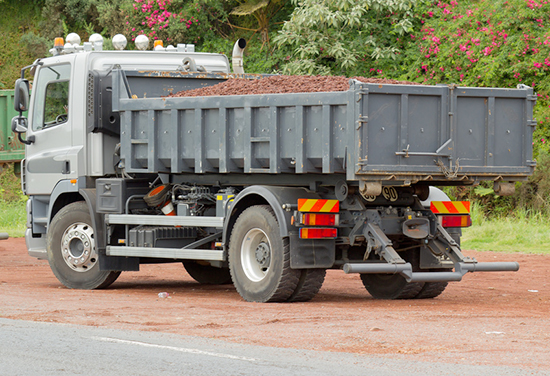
xmin=32 ymin=64 xmax=71 ymax=131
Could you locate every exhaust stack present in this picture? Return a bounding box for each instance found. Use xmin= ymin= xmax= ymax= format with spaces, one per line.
xmin=232 ymin=38 xmax=247 ymax=74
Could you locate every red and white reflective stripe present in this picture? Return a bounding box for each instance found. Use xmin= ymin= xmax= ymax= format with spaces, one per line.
xmin=297 ymin=199 xmax=339 ymax=213
xmin=430 ymin=201 xmax=470 ymax=214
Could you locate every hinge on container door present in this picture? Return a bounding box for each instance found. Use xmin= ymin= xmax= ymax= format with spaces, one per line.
xmin=527 ymin=119 xmax=537 ymax=127
xmin=356 ymin=88 xmax=368 ymax=102
xmin=357 ymin=115 xmax=368 ymax=129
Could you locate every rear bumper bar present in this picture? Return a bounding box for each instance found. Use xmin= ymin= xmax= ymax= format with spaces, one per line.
xmin=342 ymin=261 xmax=519 ymax=283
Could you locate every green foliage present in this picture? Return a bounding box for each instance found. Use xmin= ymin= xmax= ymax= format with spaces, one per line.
xmin=0 ymin=1 xmax=44 ymax=88
xmin=275 ymin=0 xmax=417 ymax=76
xmin=401 ymin=0 xmax=550 ymax=158
xmin=39 ymin=0 xmax=99 ymax=39
xmin=19 ymin=33 xmax=51 ymax=59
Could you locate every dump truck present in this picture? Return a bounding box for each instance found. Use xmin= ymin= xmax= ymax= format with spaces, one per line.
xmin=11 ymin=33 xmax=535 ymax=302
xmin=0 ymin=90 xmax=25 ymax=171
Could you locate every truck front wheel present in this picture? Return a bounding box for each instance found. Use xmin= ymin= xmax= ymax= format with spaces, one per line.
xmin=229 ymin=205 xmax=300 ymax=302
xmin=47 ymin=202 xmax=120 ymax=289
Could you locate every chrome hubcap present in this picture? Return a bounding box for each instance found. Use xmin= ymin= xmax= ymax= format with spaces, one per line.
xmin=241 ymin=228 xmax=271 ymax=282
xmin=61 ymin=223 xmax=97 ymax=272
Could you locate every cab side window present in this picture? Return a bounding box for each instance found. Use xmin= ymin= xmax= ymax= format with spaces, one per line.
xmin=32 ymin=64 xmax=71 ymax=131
xmin=44 ymin=80 xmax=69 ymax=126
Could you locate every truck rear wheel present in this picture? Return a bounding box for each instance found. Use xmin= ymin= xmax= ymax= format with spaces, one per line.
xmin=360 ymin=249 xmax=424 ymax=299
xmin=229 ymin=205 xmax=300 ymax=302
xmin=414 ymin=281 xmax=448 ymax=299
xmin=287 ymin=269 xmax=326 ymax=302
xmin=183 ymin=261 xmax=232 ymax=285
xmin=360 ymin=273 xmax=424 ymax=300
xmin=47 ymin=202 xmax=120 ymax=289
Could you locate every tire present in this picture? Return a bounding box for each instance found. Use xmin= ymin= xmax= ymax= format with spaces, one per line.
xmin=229 ymin=205 xmax=300 ymax=303
xmin=287 ymin=269 xmax=326 ymax=302
xmin=360 ymin=249 xmax=424 ymax=300
xmin=46 ymin=201 xmax=120 ymax=289
xmin=361 ymin=273 xmax=424 ymax=300
xmin=413 ymin=234 xmax=457 ymax=299
xmin=183 ymin=261 xmax=232 ymax=285
xmin=414 ymin=281 xmax=448 ymax=299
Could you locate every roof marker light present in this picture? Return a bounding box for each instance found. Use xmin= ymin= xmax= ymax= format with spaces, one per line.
xmin=89 ymin=33 xmax=104 ymax=51
xmin=112 ymin=34 xmax=127 ymax=50
xmin=135 ymin=34 xmax=149 ymax=51
xmin=64 ymin=43 xmax=75 ymax=53
xmin=66 ymin=33 xmax=81 ymax=46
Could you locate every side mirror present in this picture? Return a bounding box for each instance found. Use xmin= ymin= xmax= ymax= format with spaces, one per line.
xmin=11 ymin=115 xmax=28 ymax=133
xmin=14 ymin=78 xmax=30 ymax=112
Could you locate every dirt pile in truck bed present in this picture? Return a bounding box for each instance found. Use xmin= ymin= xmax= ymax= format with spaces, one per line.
xmin=170 ymin=75 xmax=420 ymax=97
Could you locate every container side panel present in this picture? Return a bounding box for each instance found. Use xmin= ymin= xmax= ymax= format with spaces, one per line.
xmin=251 ymin=107 xmax=270 ymax=169
xmin=156 ymin=110 xmax=172 ymax=170
xmin=366 ymin=94 xmax=400 ymax=166
xmin=455 ymin=97 xmax=487 ymax=167
xmin=304 ymin=106 xmax=323 ymax=171
xmin=179 ymin=109 xmax=196 ymax=171
xmin=494 ymin=98 xmax=523 ymax=167
xmin=228 ymin=108 xmax=245 ymax=170
xmin=132 ymin=111 xmax=149 ymax=170
xmin=278 ymin=106 xmax=296 ymax=169
xmin=204 ymin=108 xmax=220 ymax=169
xmin=404 ymin=95 xmax=442 ymax=167
xmin=331 ymin=105 xmax=347 ymax=172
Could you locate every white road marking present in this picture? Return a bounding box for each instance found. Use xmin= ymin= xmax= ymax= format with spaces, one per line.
xmin=92 ymin=336 xmax=257 ymax=362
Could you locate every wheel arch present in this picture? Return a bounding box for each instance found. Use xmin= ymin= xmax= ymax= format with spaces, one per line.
xmin=222 ymin=186 xmax=319 ymax=248
xmin=47 ymin=178 xmax=88 ymax=228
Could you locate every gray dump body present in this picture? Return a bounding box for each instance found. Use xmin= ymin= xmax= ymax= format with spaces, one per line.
xmin=112 ymin=70 xmax=536 ymax=185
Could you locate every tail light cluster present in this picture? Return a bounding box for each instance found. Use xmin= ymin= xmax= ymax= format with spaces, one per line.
xmin=430 ymin=201 xmax=472 ymax=228
xmin=295 ymin=199 xmax=339 ymax=239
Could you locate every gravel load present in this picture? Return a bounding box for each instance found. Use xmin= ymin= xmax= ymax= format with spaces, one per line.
xmin=170 ymin=75 xmax=420 ymax=97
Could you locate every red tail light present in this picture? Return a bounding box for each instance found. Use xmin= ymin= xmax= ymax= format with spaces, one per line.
xmin=300 ymin=213 xmax=338 ymax=226
xmin=299 ymin=228 xmax=337 ymax=239
xmin=441 ymin=215 xmax=472 ymax=228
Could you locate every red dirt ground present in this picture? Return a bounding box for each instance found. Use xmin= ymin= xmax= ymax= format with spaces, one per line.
xmin=1 ymin=237 xmax=548 ymax=371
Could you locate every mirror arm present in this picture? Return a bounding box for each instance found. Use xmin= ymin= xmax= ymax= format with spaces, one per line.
xmin=18 ymin=132 xmax=34 ymax=145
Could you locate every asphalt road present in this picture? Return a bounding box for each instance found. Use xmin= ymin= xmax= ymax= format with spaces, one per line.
xmin=0 ymin=318 xmax=543 ymax=376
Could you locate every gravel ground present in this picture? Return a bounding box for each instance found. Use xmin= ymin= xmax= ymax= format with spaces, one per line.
xmin=0 ymin=237 xmax=548 ymax=372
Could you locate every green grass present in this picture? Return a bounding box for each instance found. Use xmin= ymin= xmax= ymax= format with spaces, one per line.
xmin=462 ymin=204 xmax=550 ymax=254
xmin=0 ymin=164 xmax=26 ymax=238
xmin=0 ymin=200 xmax=26 ymax=237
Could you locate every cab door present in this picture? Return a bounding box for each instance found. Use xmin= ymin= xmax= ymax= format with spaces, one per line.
xmin=25 ymin=61 xmax=81 ymax=195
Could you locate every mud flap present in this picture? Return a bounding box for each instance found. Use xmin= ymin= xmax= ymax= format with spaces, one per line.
xmin=289 ymin=232 xmax=335 ymax=268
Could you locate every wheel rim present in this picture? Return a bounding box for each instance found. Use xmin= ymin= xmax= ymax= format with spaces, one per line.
xmin=60 ymin=222 xmax=97 ymax=272
xmin=241 ymin=228 xmax=272 ymax=282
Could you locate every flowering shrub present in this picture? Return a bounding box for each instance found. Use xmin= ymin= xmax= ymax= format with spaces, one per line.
xmin=121 ymin=0 xmax=223 ymax=46
xmin=403 ymin=0 xmax=550 ymax=158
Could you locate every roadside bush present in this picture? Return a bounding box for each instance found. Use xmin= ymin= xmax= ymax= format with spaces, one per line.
xmin=275 ymin=0 xmax=418 ymax=77
xmin=402 ymin=0 xmax=550 ymax=158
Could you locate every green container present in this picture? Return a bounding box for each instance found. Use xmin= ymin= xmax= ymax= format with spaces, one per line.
xmin=0 ymin=90 xmax=25 ymax=163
